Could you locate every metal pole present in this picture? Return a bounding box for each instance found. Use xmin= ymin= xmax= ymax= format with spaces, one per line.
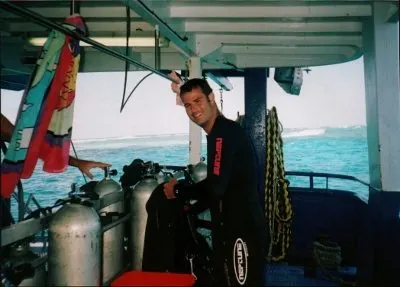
xmin=17 ymin=182 xmax=24 ymax=221
xmin=0 ymin=0 xmax=176 ymax=83
xmin=155 ymin=24 xmax=160 ymax=70
xmin=244 ymin=68 xmax=268 ymax=205
xmin=188 ymin=57 xmax=202 ymax=165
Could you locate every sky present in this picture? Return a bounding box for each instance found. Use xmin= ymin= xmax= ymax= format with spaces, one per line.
xmin=0 ymin=57 xmax=366 ymax=140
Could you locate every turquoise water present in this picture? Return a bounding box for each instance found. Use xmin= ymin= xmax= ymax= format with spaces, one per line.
xmin=6 ymin=126 xmax=369 ymax=219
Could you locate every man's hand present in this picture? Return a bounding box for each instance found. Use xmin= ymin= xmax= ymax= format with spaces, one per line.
xmin=70 ymin=157 xmax=111 ymax=179
xmin=163 ymin=178 xmax=178 ymax=199
xmin=1 ymin=113 xmax=15 ymax=143
xmin=168 ymin=71 xmax=184 ymax=106
xmin=168 ymin=71 xmax=184 ymax=95
xmin=78 ymin=160 xmax=110 ymax=179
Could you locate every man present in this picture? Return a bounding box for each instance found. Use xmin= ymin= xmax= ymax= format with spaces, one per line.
xmin=163 ymin=75 xmax=268 ymax=286
xmin=1 ymin=112 xmax=110 ymax=227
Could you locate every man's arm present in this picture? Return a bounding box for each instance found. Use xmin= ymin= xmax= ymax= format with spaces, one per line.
xmin=69 ymin=156 xmax=110 ymax=179
xmin=1 ymin=113 xmax=110 ymax=179
xmin=1 ymin=113 xmax=14 ymax=142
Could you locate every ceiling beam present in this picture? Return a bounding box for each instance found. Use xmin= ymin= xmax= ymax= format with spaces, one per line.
xmin=221 ymin=44 xmax=358 ymax=58
xmin=0 ymin=1 xmax=174 ymax=81
xmin=234 ymin=54 xmax=351 ymax=68
xmin=386 ymin=3 xmax=399 ymax=23
xmin=195 ymin=34 xmax=362 ymax=57
xmin=170 ymin=4 xmax=372 ymax=18
xmin=205 ymin=71 xmax=234 ymax=91
xmin=184 ymin=21 xmax=363 ymax=33
xmin=123 ymin=0 xmax=195 ymax=58
xmin=1 ymin=6 xmax=136 ymax=19
xmin=8 ymin=21 xmax=154 ymax=33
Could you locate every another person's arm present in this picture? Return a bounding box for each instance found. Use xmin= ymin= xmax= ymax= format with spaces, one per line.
xmin=0 ymin=113 xmax=14 ymax=142
xmin=1 ymin=113 xmax=110 ymax=179
xmin=68 ymin=157 xmax=110 ymax=179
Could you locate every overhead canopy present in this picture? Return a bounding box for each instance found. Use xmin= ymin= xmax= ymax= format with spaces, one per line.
xmin=0 ymin=0 xmax=398 ymax=78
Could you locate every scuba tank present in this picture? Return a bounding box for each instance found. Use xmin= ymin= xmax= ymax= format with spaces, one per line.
xmin=188 ymin=160 xmax=212 ymax=249
xmin=129 ymin=161 xmax=159 ymax=270
xmin=94 ymin=167 xmax=125 ymax=284
xmin=189 ymin=160 xmax=207 ymax=183
xmin=47 ymin=199 xmax=101 ymax=286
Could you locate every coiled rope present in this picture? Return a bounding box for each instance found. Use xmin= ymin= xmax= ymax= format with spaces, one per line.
xmin=313 ymin=239 xmax=358 ymax=286
xmin=265 ymin=107 xmax=293 ymax=261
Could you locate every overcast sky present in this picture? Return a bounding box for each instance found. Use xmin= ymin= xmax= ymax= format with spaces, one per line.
xmin=1 ymin=57 xmax=366 ymax=140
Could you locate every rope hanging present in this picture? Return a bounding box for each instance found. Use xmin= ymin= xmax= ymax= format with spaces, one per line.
xmin=265 ymin=106 xmax=293 ymax=262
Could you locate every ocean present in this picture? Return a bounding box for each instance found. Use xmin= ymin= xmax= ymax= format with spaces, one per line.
xmin=6 ymin=126 xmax=369 ymax=219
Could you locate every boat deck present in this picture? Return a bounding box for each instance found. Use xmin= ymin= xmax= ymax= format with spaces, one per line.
xmin=266 ymin=263 xmax=357 ymax=286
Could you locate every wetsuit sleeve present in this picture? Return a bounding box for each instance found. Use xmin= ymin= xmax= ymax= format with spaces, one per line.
xmin=175 ymin=133 xmax=238 ymax=202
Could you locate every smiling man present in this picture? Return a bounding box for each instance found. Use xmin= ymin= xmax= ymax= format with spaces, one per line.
xmin=163 ymin=75 xmax=268 ymax=286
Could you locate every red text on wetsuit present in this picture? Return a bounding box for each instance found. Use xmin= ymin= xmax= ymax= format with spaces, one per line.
xmin=213 ymin=137 xmax=223 ymax=175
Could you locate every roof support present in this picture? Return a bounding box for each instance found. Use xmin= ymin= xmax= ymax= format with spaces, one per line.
xmin=123 ymin=0 xmax=195 ymax=58
xmin=386 ymin=3 xmax=399 ymax=23
xmin=205 ymin=71 xmax=233 ymax=91
xmin=170 ymin=4 xmax=372 ymax=18
xmin=188 ymin=57 xmax=202 ymax=165
xmin=362 ymin=2 xmax=400 ymax=192
xmin=123 ymin=0 xmax=232 ymax=90
xmin=244 ymin=68 xmax=269 ymax=206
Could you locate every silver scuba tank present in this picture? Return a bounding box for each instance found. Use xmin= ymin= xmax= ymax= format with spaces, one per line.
xmin=7 ymin=242 xmax=46 ymax=286
xmin=47 ymin=200 xmax=101 ymax=286
xmin=189 ymin=160 xmax=212 ymax=248
xmin=94 ymin=168 xmax=125 ymax=284
xmin=130 ymin=173 xmax=159 ymax=270
xmin=190 ymin=161 xmax=207 ymax=183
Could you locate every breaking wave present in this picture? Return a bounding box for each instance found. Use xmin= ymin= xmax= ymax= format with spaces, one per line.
xmin=283 ymin=128 xmax=326 ymax=138
xmin=71 ymin=126 xmax=366 ymax=151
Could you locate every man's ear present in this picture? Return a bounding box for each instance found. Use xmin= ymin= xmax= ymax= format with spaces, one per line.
xmin=208 ymin=92 xmax=215 ymax=103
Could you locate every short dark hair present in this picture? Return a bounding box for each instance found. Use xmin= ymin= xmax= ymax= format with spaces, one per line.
xmin=180 ymin=78 xmax=213 ymax=97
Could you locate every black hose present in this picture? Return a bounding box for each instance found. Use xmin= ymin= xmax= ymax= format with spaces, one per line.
xmin=120 ymin=6 xmax=131 ymax=113
xmin=118 ymin=5 xmax=154 ymax=113
xmin=120 ymin=72 xmax=154 ymax=112
xmin=24 ymin=198 xmax=69 ymax=220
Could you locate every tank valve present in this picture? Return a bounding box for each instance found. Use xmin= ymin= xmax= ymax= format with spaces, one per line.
xmin=104 ymin=167 xmax=118 ymax=178
xmin=68 ymin=183 xmax=78 ymax=196
xmin=71 ymin=183 xmax=77 ymax=193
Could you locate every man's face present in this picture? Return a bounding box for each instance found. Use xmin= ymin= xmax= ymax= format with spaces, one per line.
xmin=181 ymin=87 xmax=215 ymax=127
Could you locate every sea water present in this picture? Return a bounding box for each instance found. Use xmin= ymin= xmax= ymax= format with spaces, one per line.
xmin=6 ymin=126 xmax=369 ymax=219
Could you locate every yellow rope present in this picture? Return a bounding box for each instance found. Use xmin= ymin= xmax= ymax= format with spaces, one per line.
xmin=265 ymin=107 xmax=293 ymax=262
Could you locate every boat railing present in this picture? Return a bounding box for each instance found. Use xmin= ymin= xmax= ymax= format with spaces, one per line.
xmin=285 ymin=170 xmax=380 ymax=193
xmin=3 ymin=171 xmax=378 ymax=247
xmin=2 ymin=170 xmax=380 ymax=284
xmin=11 ymin=191 xmax=42 ymax=222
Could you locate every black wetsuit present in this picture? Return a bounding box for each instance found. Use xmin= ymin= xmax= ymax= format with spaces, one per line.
xmin=175 ymin=115 xmax=268 ymax=286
